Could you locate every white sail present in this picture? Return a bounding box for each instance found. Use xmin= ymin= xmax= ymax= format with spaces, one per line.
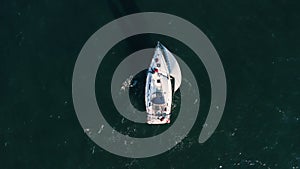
xmin=159 ymin=42 xmax=182 ymax=92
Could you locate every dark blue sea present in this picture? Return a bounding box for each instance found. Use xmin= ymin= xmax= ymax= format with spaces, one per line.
xmin=1 ymin=0 xmax=300 ymax=168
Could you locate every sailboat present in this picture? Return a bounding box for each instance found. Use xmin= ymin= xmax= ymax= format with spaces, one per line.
xmin=145 ymin=42 xmax=182 ymax=124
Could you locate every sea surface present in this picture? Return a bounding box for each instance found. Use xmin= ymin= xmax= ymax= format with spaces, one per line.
xmin=1 ymin=0 xmax=300 ymax=169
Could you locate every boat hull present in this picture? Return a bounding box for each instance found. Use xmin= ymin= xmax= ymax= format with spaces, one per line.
xmin=145 ymin=43 xmax=172 ymax=124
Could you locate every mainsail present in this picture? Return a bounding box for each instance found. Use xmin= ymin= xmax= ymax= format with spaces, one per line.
xmin=158 ymin=42 xmax=182 ymax=92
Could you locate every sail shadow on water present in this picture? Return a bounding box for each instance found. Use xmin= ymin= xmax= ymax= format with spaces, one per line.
xmin=129 ymin=69 xmax=147 ymax=111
